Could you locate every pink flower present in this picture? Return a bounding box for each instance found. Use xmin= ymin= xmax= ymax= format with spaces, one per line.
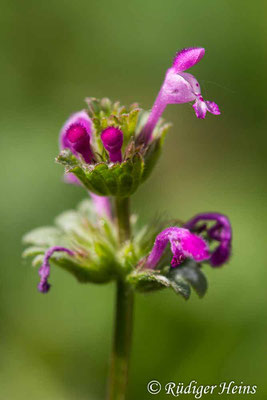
xmin=145 ymin=227 xmax=210 ymax=269
xmin=140 ymin=47 xmax=220 ymax=144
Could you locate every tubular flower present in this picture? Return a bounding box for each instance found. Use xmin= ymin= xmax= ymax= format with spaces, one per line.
xmin=60 ymin=110 xmax=93 ymax=161
xmin=101 ymin=127 xmax=123 ymax=163
xmin=59 ymin=111 xmax=112 ymax=219
xmin=38 ymin=247 xmax=74 ymax=293
xmin=145 ymin=227 xmax=210 ymax=269
xmin=184 ymin=212 xmax=232 ymax=267
xmin=60 ymin=110 xmax=93 ymax=184
xmin=140 ymin=47 xmax=220 ymax=144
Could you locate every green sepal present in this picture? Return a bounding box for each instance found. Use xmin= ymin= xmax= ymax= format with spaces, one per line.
xmin=127 ymin=270 xmax=191 ymax=300
xmin=23 ymin=199 xmax=120 ymax=285
xmin=23 ymin=227 xmax=65 ymax=247
xmin=57 ymin=150 xmax=144 ymax=197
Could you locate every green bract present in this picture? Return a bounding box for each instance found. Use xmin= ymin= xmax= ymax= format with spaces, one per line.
xmin=23 ymin=199 xmax=208 ymax=300
xmin=57 ymin=150 xmax=144 ymax=197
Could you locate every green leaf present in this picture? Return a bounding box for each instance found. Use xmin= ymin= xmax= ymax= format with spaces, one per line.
xmin=22 ymin=246 xmax=46 ymax=258
xmin=168 ymin=261 xmax=208 ymax=298
xmin=127 ymin=270 xmax=191 ymax=299
xmin=23 ymin=227 xmax=64 ymax=247
xmin=49 ymin=253 xmax=115 ymax=284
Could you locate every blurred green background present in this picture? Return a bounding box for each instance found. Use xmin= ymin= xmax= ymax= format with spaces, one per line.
xmin=0 ymin=0 xmax=266 ymax=399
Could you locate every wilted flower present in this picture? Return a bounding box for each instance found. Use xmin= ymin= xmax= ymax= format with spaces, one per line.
xmin=38 ymin=247 xmax=74 ymax=293
xmin=184 ymin=212 xmax=232 ymax=267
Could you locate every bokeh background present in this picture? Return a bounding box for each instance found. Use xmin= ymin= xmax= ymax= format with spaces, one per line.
xmin=0 ymin=0 xmax=266 ymax=399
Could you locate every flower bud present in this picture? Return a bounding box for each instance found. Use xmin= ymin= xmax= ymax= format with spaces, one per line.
xmin=60 ymin=110 xmax=93 ymax=163
xmin=66 ymin=123 xmax=93 ymax=163
xmin=101 ymin=127 xmax=123 ymax=162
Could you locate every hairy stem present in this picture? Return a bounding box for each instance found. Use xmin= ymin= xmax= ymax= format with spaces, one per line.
xmin=107 ymin=197 xmax=134 ymax=400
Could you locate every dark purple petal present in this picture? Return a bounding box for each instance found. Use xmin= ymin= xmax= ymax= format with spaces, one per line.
xmin=210 ymin=242 xmax=230 ymax=267
xmin=173 ymin=47 xmax=205 ymax=72
xmin=184 ymin=213 xmax=232 ymax=267
xmin=101 ymin=127 xmax=123 ymax=162
xmin=146 ymin=227 xmax=210 ymax=269
xmin=38 ymin=247 xmax=74 ymax=293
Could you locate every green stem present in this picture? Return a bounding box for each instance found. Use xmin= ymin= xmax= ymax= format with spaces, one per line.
xmin=115 ymin=197 xmax=131 ymax=244
xmin=107 ymin=198 xmax=134 ymax=400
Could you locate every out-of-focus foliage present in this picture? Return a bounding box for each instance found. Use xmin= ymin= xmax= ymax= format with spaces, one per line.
xmin=0 ymin=0 xmax=266 ymax=399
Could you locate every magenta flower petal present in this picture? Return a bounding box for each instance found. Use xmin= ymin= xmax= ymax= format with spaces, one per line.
xmin=173 ymin=47 xmax=205 ymax=72
xmin=193 ymin=97 xmax=221 ymax=119
xmin=146 ymin=227 xmax=210 ymax=269
xmin=184 ymin=213 xmax=232 ymax=267
xmin=38 ymin=247 xmax=74 ymax=293
xmin=60 ymin=110 xmax=93 ymax=161
xmin=101 ymin=127 xmax=123 ymax=163
xmin=66 ymin=123 xmax=93 ymax=163
xmin=206 ymin=101 xmax=221 ymax=115
xmin=90 ymin=193 xmax=112 ymax=219
xmin=192 ymin=98 xmax=208 ymax=119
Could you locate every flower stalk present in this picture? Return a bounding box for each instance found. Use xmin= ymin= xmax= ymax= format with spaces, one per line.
xmin=107 ymin=280 xmax=134 ymax=400
xmin=107 ymin=197 xmax=134 ymax=400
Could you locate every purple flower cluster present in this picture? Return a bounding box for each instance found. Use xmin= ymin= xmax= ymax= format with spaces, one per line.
xmin=34 ymin=47 xmax=232 ymax=294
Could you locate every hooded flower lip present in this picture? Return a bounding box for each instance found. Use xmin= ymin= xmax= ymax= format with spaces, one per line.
xmin=60 ymin=110 xmax=93 ymax=163
xmin=145 ymin=227 xmax=210 ymax=269
xmin=38 ymin=247 xmax=74 ymax=293
xmin=184 ymin=212 xmax=232 ymax=267
xmin=66 ymin=123 xmax=93 ymax=163
xmin=173 ymin=47 xmax=205 ymax=72
xmin=101 ymin=127 xmax=123 ymax=163
xmin=140 ymin=47 xmax=220 ymax=144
